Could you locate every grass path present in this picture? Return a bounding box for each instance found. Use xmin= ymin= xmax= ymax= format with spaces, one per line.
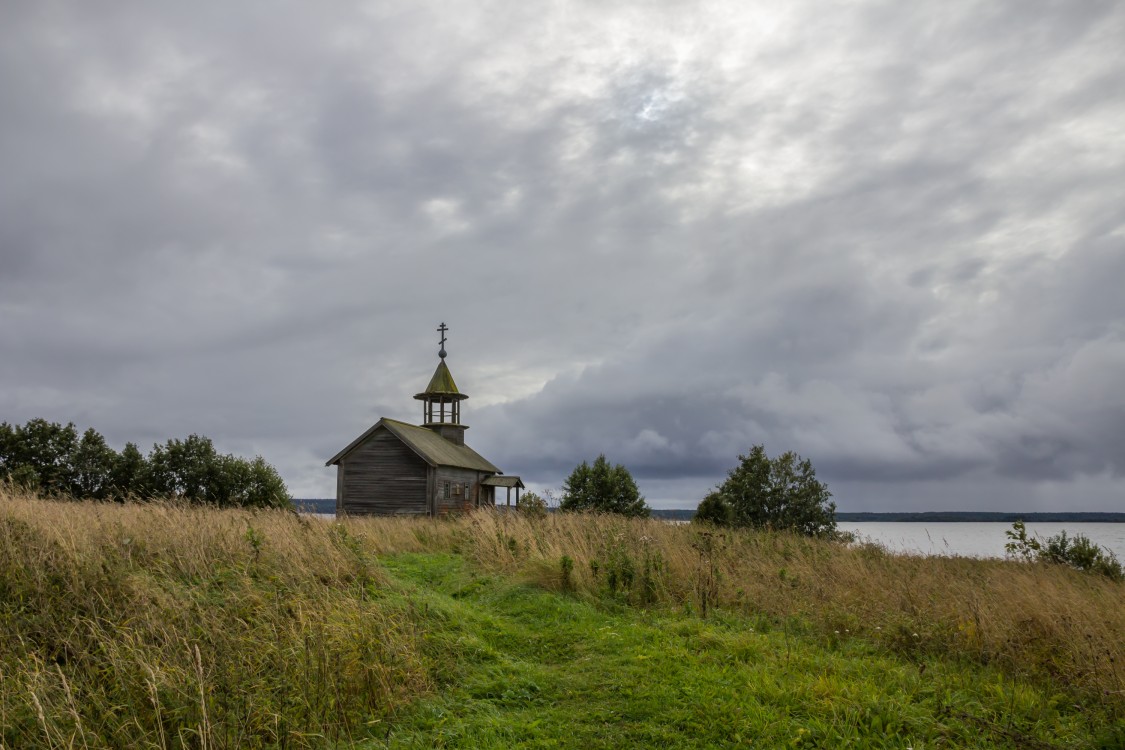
xmin=368 ymin=554 xmax=1114 ymax=749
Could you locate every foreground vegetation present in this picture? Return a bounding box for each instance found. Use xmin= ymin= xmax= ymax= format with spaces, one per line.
xmin=0 ymin=488 xmax=423 ymax=747
xmin=2 ymin=488 xmax=1123 ymax=747
xmin=373 ymin=553 xmax=1117 ymax=748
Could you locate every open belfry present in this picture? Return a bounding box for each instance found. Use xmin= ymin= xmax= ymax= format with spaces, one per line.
xmin=326 ymin=324 xmax=523 ymax=515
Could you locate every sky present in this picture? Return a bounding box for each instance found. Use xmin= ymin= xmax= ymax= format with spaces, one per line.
xmin=2 ymin=1 xmax=1123 ymax=511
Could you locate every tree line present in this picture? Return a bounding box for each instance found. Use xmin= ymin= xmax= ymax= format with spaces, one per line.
xmin=542 ymin=445 xmax=837 ymax=538
xmin=1 ymin=419 xmax=290 ymax=508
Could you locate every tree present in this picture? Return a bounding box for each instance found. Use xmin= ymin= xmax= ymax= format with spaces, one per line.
xmin=1 ymin=419 xmax=291 ymax=508
xmin=147 ymin=435 xmax=291 ymax=508
xmin=560 ymin=454 xmax=650 ymax=517
xmin=700 ymin=445 xmax=836 ymax=537
xmin=109 ymin=442 xmax=148 ymax=500
xmin=146 ymin=435 xmax=217 ymax=501
xmin=73 ymin=428 xmax=116 ymax=499
xmin=233 ymin=456 xmax=290 ymax=509
xmin=1 ymin=419 xmax=81 ymax=495
xmin=0 ymin=421 xmax=14 ymax=469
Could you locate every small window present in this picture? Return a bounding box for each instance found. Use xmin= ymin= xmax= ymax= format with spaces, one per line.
xmin=464 ymin=483 xmax=471 ymax=498
xmin=444 ymin=481 xmax=450 ymax=500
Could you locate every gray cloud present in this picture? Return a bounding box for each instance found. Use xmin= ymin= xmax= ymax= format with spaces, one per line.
xmin=1 ymin=1 xmax=1122 ymax=510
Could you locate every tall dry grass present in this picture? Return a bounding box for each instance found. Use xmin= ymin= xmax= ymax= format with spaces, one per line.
xmin=376 ymin=508 xmax=1124 ymax=709
xmin=5 ymin=487 xmax=1122 ymax=747
xmin=0 ymin=487 xmax=428 ymax=749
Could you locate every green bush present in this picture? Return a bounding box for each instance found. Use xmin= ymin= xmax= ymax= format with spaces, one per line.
xmin=518 ymin=491 xmax=549 ymax=519
xmin=693 ymin=491 xmax=734 ymax=526
xmin=1005 ymin=520 xmax=1122 ymax=580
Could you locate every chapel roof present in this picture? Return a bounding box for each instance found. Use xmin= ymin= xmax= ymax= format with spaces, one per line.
xmin=325 ymin=418 xmax=500 ymax=474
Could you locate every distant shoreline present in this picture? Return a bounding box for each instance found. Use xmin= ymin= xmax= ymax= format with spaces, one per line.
xmin=833 ymin=511 xmax=1125 ymax=523
xmin=293 ymin=500 xmax=1125 ymax=523
xmin=650 ymin=509 xmax=1125 ymax=523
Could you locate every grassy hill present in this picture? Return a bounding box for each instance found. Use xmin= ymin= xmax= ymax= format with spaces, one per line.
xmin=2 ymin=487 xmax=1123 ymax=748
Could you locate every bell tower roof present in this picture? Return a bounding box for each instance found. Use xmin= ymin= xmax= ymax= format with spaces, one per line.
xmin=414 ymin=359 xmax=467 ymax=401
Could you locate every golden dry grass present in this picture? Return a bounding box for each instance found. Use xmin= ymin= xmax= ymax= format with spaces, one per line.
xmin=0 ymin=487 xmax=428 ymax=749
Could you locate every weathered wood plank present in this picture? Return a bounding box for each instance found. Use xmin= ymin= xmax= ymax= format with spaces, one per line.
xmin=340 ymin=429 xmax=428 ymax=515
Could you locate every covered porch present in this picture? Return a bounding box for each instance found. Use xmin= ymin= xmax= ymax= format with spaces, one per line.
xmin=481 ymin=475 xmax=525 ymax=507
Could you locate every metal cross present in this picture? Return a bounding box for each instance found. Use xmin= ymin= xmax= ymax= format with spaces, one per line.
xmin=437 ymin=322 xmax=448 ymax=358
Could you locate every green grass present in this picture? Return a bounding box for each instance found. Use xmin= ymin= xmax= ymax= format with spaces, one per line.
xmin=4 ymin=493 xmax=1122 ymax=748
xmin=369 ymin=553 xmax=1121 ymax=749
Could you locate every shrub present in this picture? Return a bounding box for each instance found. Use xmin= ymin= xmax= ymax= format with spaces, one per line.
xmin=1004 ymin=520 xmax=1122 ymax=580
xmin=693 ymin=491 xmax=733 ymax=526
xmin=519 ymin=491 xmax=549 ymax=519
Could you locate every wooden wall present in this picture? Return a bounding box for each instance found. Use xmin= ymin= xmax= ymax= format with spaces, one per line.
xmin=434 ymin=467 xmax=487 ymax=515
xmin=339 ymin=429 xmax=428 ymax=515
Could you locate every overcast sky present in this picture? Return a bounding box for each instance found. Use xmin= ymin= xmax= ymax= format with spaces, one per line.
xmin=2 ymin=1 xmax=1123 ymax=511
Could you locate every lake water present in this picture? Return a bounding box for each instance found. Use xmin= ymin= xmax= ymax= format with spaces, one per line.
xmin=843 ymin=522 xmax=1125 ymax=560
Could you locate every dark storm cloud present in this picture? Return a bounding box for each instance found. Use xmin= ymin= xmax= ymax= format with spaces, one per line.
xmin=479 ymin=231 xmax=1125 ymax=507
xmin=1 ymin=1 xmax=1122 ymax=509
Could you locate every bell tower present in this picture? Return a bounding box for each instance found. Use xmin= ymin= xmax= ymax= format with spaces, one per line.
xmin=414 ymin=322 xmax=469 ymax=445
